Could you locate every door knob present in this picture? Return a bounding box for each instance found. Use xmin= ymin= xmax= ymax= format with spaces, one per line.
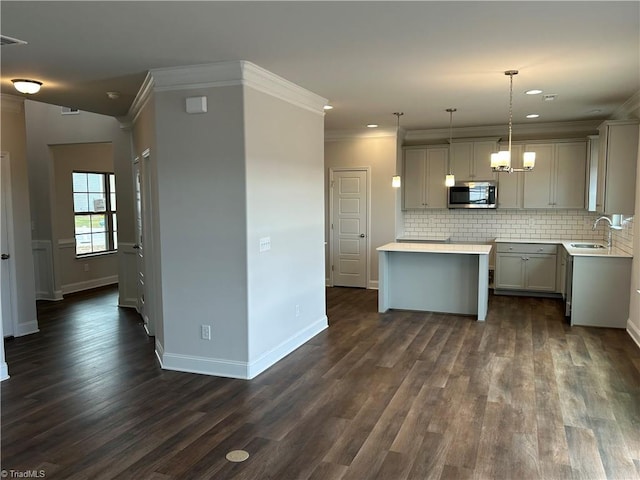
xmin=133 ymin=244 xmax=141 ymax=250
xmin=1 ymin=253 xmax=9 ymax=260
xmin=359 ymin=234 xmax=365 ymax=238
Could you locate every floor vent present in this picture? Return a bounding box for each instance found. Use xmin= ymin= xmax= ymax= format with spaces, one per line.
xmin=1 ymin=35 xmax=28 ymax=46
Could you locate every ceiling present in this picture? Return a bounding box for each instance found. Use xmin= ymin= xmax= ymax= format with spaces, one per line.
xmin=1 ymin=1 xmax=639 ymax=133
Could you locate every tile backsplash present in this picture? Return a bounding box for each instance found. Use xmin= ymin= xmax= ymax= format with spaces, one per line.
xmin=402 ymin=209 xmax=634 ymax=254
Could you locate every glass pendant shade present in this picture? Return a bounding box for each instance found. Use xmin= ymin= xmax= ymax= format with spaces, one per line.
xmin=491 ymin=151 xmax=511 ymax=170
xmin=392 ymin=175 xmax=401 ymax=188
xmin=523 ymin=151 xmax=536 ymax=169
xmin=445 ymin=174 xmax=455 ymax=187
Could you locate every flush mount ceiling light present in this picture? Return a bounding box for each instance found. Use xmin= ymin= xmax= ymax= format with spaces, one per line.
xmin=445 ymin=108 xmax=457 ymax=187
xmin=525 ymin=89 xmax=543 ymax=95
xmin=392 ymin=112 xmax=404 ymax=188
xmin=12 ymin=79 xmax=42 ymax=94
xmin=526 ymin=114 xmax=540 ymax=119
xmin=491 ymin=70 xmax=536 ymax=173
xmin=366 ymin=123 xmax=379 ymax=128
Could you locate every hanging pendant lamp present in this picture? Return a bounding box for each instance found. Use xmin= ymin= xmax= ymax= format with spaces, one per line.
xmin=445 ymin=108 xmax=456 ymax=187
xmin=392 ymin=112 xmax=404 ymax=188
xmin=490 ymin=70 xmax=536 ymax=173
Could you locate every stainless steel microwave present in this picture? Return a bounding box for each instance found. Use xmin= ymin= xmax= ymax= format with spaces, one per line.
xmin=448 ymin=181 xmax=497 ymax=209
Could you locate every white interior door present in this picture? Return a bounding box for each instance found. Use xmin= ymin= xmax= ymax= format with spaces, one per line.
xmin=1 ymin=153 xmax=17 ymax=338
xmin=331 ymin=169 xmax=368 ymax=288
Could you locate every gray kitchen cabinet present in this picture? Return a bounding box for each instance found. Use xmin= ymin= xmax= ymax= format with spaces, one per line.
xmin=495 ymin=243 xmax=557 ymax=293
xmin=403 ymin=146 xmax=447 ymax=209
xmin=450 ymin=139 xmax=498 ymax=181
xmin=496 ymin=144 xmax=524 ymax=209
xmin=569 ymin=255 xmax=631 ymax=328
xmin=595 ymin=120 xmax=639 ymax=215
xmin=523 ymin=141 xmax=586 ymax=209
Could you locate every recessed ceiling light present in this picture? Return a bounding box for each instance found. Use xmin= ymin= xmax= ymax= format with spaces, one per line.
xmin=106 ymin=91 xmax=120 ymax=99
xmin=525 ymin=89 xmax=543 ymax=95
xmin=543 ymin=94 xmax=558 ymax=102
xmin=323 ymin=104 xmax=333 ymax=110
xmin=12 ymin=79 xmax=42 ymax=94
xmin=526 ymin=114 xmax=540 ymax=119
xmin=366 ymin=124 xmax=378 ymax=128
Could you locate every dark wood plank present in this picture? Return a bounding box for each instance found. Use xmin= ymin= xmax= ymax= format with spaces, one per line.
xmin=2 ymin=286 xmax=639 ymax=479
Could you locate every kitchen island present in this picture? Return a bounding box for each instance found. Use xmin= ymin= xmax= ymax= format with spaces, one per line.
xmin=377 ymin=242 xmax=492 ymax=321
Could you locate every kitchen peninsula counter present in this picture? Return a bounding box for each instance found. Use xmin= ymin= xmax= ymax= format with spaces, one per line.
xmin=377 ymin=242 xmax=492 ymax=321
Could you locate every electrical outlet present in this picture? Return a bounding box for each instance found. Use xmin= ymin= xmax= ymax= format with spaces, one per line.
xmin=201 ymin=324 xmax=211 ymax=340
xmin=295 ymin=304 xmax=300 ymax=317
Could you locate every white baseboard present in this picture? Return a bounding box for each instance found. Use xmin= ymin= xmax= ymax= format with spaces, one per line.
xmin=247 ymin=315 xmax=329 ymax=379
xmin=62 ymin=275 xmax=118 ymax=295
xmin=118 ymin=297 xmax=137 ymax=308
xmin=15 ymin=320 xmax=39 ymax=337
xmin=159 ymin=351 xmax=250 ymax=379
xmin=627 ymin=319 xmax=640 ymax=350
xmin=0 ymin=362 xmax=8 ymax=381
xmin=368 ymin=280 xmax=379 ymax=290
xmin=157 ymin=315 xmax=329 ymax=380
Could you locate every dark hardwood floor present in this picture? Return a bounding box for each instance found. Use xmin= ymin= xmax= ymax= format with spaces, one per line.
xmin=2 ymin=285 xmax=639 ymax=479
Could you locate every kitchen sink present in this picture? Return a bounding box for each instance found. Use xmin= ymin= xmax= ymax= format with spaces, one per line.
xmin=570 ymin=243 xmax=607 ymax=249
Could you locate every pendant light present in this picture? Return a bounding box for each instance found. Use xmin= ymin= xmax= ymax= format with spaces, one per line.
xmin=490 ymin=70 xmax=536 ymax=173
xmin=392 ymin=112 xmax=404 ymax=188
xmin=445 ymin=108 xmax=456 ymax=187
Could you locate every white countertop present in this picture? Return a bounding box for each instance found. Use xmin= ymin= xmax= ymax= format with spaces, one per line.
xmin=494 ymin=238 xmax=632 ymax=258
xmin=377 ymin=242 xmax=492 ymax=255
xmin=561 ymin=241 xmax=632 ymax=258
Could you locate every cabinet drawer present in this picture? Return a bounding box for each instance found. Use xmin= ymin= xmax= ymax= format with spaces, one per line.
xmin=496 ymin=243 xmax=558 ymax=254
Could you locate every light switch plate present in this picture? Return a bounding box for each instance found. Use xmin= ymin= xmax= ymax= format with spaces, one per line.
xmin=259 ymin=237 xmax=271 ymax=252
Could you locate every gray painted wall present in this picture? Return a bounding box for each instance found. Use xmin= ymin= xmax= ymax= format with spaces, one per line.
xmin=0 ymin=95 xmax=38 ymax=336
xmin=23 ymin=101 xmax=134 ymax=303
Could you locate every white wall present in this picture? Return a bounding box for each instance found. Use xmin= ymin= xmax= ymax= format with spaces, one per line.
xmin=324 ymin=135 xmax=397 ymax=288
xmin=244 ymin=87 xmax=327 ymax=374
xmin=24 ymin=101 xmax=134 ymax=303
xmin=0 ymin=95 xmax=38 ymax=337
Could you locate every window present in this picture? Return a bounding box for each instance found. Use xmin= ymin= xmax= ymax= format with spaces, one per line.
xmin=72 ymin=172 xmax=117 ymax=256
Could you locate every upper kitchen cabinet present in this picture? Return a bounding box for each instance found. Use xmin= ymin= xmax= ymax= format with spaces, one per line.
xmin=403 ymin=146 xmax=448 ymax=209
xmin=523 ymin=140 xmax=587 ymax=209
xmin=450 ymin=139 xmax=499 ymax=181
xmin=595 ymin=120 xmax=639 ymax=215
xmin=496 ymin=144 xmax=524 ymax=209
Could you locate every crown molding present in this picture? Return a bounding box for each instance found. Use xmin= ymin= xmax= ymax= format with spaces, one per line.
xmin=403 ymin=120 xmax=601 ymax=144
xmin=1 ymin=94 xmax=24 ymax=113
xmin=147 ymin=60 xmax=326 ymax=116
xmin=612 ymin=91 xmax=640 ymax=120
xmin=121 ymin=71 xmax=154 ymax=127
xmin=325 ymin=128 xmax=397 ymax=141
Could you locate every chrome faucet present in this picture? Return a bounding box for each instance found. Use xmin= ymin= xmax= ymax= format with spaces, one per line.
xmin=592 ymin=215 xmax=614 ymax=249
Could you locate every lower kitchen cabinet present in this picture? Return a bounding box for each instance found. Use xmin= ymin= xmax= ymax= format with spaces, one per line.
xmin=495 ymin=243 xmax=557 ymax=293
xmin=569 ymin=255 xmax=631 ymax=328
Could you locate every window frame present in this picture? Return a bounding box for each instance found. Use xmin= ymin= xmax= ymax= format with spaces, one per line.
xmin=72 ymin=170 xmax=117 ymax=257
